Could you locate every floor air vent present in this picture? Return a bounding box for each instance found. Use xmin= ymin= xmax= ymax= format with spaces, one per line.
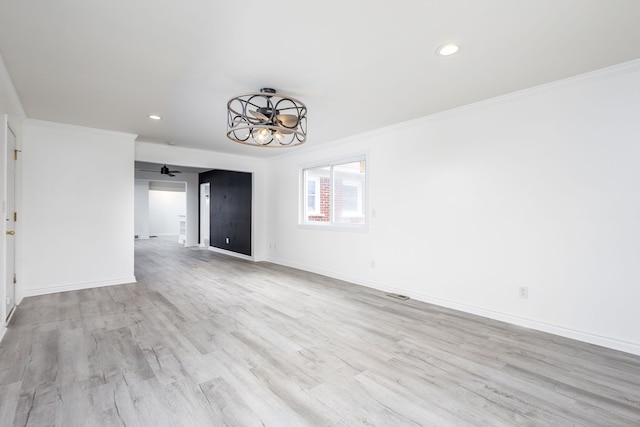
xmin=387 ymin=293 xmax=410 ymax=300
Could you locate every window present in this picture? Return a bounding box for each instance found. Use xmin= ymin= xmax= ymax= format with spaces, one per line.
xmin=336 ymin=180 xmax=362 ymax=218
xmin=301 ymin=157 xmax=366 ymax=227
xmin=306 ymin=177 xmax=321 ymax=215
xmin=303 ymin=166 xmax=330 ymax=222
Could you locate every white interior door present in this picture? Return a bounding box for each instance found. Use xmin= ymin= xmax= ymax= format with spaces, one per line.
xmin=4 ymin=122 xmax=16 ymax=321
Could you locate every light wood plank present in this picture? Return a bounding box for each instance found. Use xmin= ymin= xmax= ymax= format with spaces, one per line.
xmin=0 ymin=236 xmax=639 ymax=426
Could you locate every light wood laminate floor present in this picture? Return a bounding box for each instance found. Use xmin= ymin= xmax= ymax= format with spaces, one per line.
xmin=1 ymin=237 xmax=639 ymax=426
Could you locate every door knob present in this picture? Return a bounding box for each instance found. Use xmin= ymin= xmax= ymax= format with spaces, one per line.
xmin=6 ymin=231 xmax=15 ymax=235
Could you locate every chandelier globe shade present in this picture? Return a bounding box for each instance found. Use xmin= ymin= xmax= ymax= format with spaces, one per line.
xmin=227 ymin=88 xmax=307 ymax=147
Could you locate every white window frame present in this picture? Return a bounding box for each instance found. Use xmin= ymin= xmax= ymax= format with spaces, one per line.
xmin=299 ymin=155 xmax=368 ymax=231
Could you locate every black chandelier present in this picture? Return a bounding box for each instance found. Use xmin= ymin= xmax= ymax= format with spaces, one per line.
xmin=227 ymin=88 xmax=307 ymax=147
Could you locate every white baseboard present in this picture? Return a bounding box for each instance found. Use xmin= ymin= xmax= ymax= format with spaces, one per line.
xmin=207 ymin=246 xmax=253 ymax=261
xmin=19 ymin=276 xmax=138 ymax=299
xmin=399 ymin=290 xmax=640 ymax=357
xmin=0 ymin=304 xmax=17 ymax=344
xmin=267 ymin=256 xmax=640 ymax=356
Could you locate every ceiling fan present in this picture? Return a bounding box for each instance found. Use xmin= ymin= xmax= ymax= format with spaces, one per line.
xmin=249 ymin=107 xmax=299 ymax=133
xmin=139 ymin=164 xmax=182 ymax=177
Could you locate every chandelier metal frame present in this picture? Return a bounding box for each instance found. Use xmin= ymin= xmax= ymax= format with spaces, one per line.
xmin=227 ymin=88 xmax=307 ymax=147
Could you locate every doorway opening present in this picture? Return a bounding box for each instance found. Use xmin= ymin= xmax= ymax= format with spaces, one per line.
xmin=149 ymin=181 xmax=187 ymax=243
xmin=135 ymin=180 xmax=187 ymax=244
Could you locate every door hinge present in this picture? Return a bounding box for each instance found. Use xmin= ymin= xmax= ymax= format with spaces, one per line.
xmin=13 ymin=274 xmax=16 ymax=284
xmin=13 ymin=212 xmax=17 ymax=222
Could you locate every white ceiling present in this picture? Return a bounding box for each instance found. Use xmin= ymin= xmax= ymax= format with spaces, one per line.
xmin=1 ymin=1 xmax=640 ymax=158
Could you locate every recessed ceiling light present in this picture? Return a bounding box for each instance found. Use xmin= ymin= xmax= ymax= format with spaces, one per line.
xmin=148 ymin=114 xmax=162 ymax=120
xmin=436 ymin=43 xmax=460 ymax=56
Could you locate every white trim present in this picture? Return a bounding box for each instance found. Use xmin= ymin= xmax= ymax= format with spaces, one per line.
xmin=0 ymin=323 xmax=5 ymax=344
xmin=297 ymin=223 xmax=369 ymax=233
xmin=273 ymin=58 xmax=640 ymax=161
xmin=1 ymin=115 xmax=7 ymax=331
xmin=25 ymin=118 xmax=137 ymax=139
xmin=20 ymin=276 xmax=137 ymax=299
xmin=399 ymin=290 xmax=640 ymax=357
xmin=207 ymin=246 xmax=253 ymax=261
xmin=5 ymin=303 xmax=17 ymax=325
xmin=267 ymin=256 xmax=640 ymax=356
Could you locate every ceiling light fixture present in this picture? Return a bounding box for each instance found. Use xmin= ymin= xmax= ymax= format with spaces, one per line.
xmin=436 ymin=43 xmax=460 ymax=56
xmin=148 ymin=114 xmax=162 ymax=120
xmin=227 ymin=88 xmax=307 ymax=147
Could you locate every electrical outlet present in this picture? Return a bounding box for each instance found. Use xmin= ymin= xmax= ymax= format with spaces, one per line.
xmin=371 ymin=260 xmax=376 ymax=268
xmin=519 ymin=286 xmax=529 ymax=299
xmin=225 ymin=237 xmax=230 ymax=244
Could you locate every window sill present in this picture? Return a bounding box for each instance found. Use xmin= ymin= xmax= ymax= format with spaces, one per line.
xmin=298 ymin=222 xmax=369 ymax=233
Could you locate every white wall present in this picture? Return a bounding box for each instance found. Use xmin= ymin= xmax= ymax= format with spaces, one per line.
xmin=135 ymin=142 xmax=269 ymax=260
xmin=266 ymin=61 xmax=640 ymax=355
xmin=19 ymin=120 xmax=137 ymax=299
xmin=148 ymin=189 xmax=186 ymax=236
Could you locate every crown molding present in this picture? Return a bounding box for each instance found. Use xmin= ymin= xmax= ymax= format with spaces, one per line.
xmin=26 ymin=118 xmax=137 ymax=140
xmin=272 ymin=58 xmax=640 ymax=161
xmin=0 ymin=52 xmax=26 ymax=119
